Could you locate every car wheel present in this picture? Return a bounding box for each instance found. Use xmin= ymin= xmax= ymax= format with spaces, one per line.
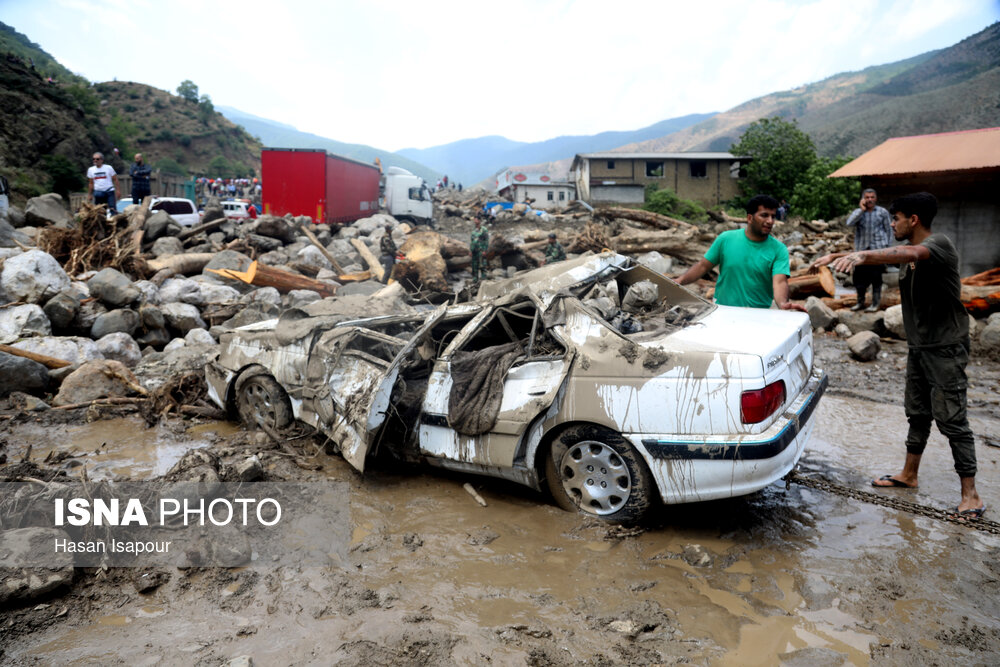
xmin=545 ymin=425 xmax=656 ymax=524
xmin=235 ymin=372 xmax=293 ymax=434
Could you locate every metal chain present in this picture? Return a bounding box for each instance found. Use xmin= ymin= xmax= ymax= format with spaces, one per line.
xmin=786 ymin=471 xmax=1000 ymax=535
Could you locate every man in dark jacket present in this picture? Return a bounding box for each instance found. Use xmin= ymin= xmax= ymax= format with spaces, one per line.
xmin=129 ymin=153 xmax=152 ymax=205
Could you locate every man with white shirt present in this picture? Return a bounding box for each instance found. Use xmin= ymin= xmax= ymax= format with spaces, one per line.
xmin=87 ymin=152 xmax=120 ymax=214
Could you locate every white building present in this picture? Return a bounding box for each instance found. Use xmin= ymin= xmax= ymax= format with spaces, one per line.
xmin=496 ymin=170 xmax=576 ymax=210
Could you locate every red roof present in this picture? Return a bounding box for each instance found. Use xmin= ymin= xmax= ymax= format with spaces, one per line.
xmin=830 ymin=127 xmax=1000 ymax=177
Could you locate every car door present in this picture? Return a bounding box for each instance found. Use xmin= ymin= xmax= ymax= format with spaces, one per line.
xmin=331 ymin=305 xmax=446 ymax=472
xmin=419 ymin=301 xmax=573 ymax=469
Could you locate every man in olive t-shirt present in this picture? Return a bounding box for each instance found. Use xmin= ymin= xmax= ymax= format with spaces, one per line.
xmin=677 ymin=194 xmax=805 ymax=311
xmin=812 ymin=192 xmax=983 ymax=517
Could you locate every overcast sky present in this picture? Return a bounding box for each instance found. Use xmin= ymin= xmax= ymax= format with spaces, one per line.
xmin=5 ymin=0 xmax=998 ymax=151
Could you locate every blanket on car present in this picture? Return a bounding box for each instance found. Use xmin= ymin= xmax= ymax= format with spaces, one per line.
xmin=447 ymin=341 xmax=521 ymax=436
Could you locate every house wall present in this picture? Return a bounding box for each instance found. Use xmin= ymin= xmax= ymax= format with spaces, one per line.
xmin=513 ymin=184 xmax=576 ymax=209
xmin=582 ymin=158 xmax=742 ymax=207
xmin=590 ymin=185 xmax=645 ymax=204
xmin=861 ymin=171 xmax=1000 ymax=277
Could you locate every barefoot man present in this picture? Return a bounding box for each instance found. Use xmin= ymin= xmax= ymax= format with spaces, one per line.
xmin=812 ymin=192 xmax=984 ymax=518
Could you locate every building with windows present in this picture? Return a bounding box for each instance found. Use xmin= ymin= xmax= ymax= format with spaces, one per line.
xmin=830 ymin=127 xmax=1000 ymax=277
xmin=495 ymin=170 xmax=576 ymax=209
xmin=570 ymin=152 xmax=748 ymax=208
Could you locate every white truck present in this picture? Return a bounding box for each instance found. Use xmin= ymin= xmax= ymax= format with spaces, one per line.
xmin=382 ymin=167 xmax=433 ymax=225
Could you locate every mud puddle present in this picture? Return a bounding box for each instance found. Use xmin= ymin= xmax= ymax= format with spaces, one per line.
xmin=5 ymin=397 xmax=1000 ymax=665
xmin=3 ymin=417 xmax=239 ymax=480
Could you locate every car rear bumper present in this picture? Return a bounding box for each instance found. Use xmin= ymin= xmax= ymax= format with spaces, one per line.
xmin=628 ymin=369 xmax=828 ymax=504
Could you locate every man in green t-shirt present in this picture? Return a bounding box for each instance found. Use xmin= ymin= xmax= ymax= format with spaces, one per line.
xmin=812 ymin=192 xmax=983 ymax=518
xmin=677 ymin=194 xmax=804 ymax=311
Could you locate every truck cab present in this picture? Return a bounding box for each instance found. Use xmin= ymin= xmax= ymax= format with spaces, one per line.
xmin=382 ymin=167 xmax=433 ymax=224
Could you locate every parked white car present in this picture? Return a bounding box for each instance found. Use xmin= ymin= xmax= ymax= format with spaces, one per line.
xmin=116 ymin=197 xmax=200 ymax=227
xmin=221 ymin=200 xmax=256 ymax=221
xmin=206 ymin=252 xmax=827 ymax=523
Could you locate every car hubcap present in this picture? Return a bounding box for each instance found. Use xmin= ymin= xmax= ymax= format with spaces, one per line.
xmin=243 ymin=381 xmax=277 ymax=429
xmin=558 ymin=440 xmax=631 ymax=515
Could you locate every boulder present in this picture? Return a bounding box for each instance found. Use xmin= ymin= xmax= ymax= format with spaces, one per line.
xmin=0 ymin=351 xmax=49 ymax=397
xmin=10 ymin=336 xmax=102 ymax=365
xmin=143 ymin=210 xmax=182 ymax=241
xmin=159 ymin=277 xmax=204 ymax=305
xmin=24 ymin=193 xmax=73 ymax=228
xmin=847 ymin=331 xmax=880 ymax=362
xmin=42 ymin=290 xmax=80 ymax=329
xmin=139 ymin=303 xmax=166 ymax=329
xmin=836 ymin=309 xmax=885 ymax=335
xmin=246 ymin=215 xmax=297 ymax=242
xmin=1 ymin=249 xmax=70 ymax=303
xmin=980 ymin=319 xmax=1000 ymax=351
xmin=195 ymin=281 xmax=240 ymax=305
xmin=90 ymin=308 xmax=141 ymax=338
xmin=220 ymin=303 xmax=280 ymax=329
xmin=0 ymin=219 xmax=31 ymax=248
xmin=88 ymin=268 xmax=140 ymax=307
xmin=95 ymin=332 xmax=143 ymax=367
xmin=246 ymin=233 xmax=284 ymax=253
xmin=161 ymin=302 xmax=207 ymax=332
xmin=240 ymin=286 xmax=281 ymax=306
xmin=0 ymin=304 xmax=52 ymax=343
xmin=163 ymin=338 xmax=186 ymax=352
xmin=834 ymin=323 xmax=853 ymax=338
xmin=622 ymin=280 xmax=658 ymax=313
xmin=131 ymin=280 xmax=161 ymax=304
xmin=883 ymin=304 xmax=906 ymax=339
xmin=805 ymin=296 xmax=837 ymax=331
xmin=0 ymin=528 xmax=74 ymax=604
xmin=184 ymin=328 xmax=216 ymax=346
xmin=286 ymin=289 xmax=322 ymax=309
xmin=203 ymin=250 xmax=252 ymax=276
xmin=151 ymin=236 xmax=185 ymax=257
xmin=71 ymin=299 xmax=108 ymax=332
xmin=296 ymin=245 xmax=333 ymax=270
xmin=354 ymin=213 xmax=396 ymax=236
xmin=52 ymin=359 xmax=141 ymax=406
xmin=135 ymin=327 xmax=171 ymax=349
xmin=6 ymin=205 xmax=27 ymax=228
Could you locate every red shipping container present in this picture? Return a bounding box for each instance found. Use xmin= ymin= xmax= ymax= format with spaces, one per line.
xmin=261 ymin=148 xmax=380 ymax=224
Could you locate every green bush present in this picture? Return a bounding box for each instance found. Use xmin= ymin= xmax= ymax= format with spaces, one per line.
xmin=643 ymin=186 xmax=707 ymax=222
xmin=42 ymin=155 xmax=85 ymax=197
xmin=64 ymin=83 xmax=99 ymax=116
xmin=156 ymin=157 xmax=187 ymax=176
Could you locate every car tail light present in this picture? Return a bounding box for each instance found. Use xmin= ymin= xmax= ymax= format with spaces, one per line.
xmin=741 ymin=381 xmax=786 ymax=424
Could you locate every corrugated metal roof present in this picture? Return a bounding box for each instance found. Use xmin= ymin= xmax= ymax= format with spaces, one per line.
xmin=577 ymin=152 xmax=743 ymax=160
xmin=830 ymin=127 xmax=1000 ymax=177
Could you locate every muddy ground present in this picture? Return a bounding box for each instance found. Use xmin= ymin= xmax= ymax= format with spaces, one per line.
xmin=1 ymin=334 xmax=999 ymax=666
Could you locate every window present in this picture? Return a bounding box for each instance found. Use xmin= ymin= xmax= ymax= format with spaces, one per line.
xmin=153 ymin=200 xmax=194 ymax=215
xmin=547 ymin=191 xmax=554 ymax=201
xmin=645 ymin=161 xmax=664 ymax=178
xmin=730 ymin=160 xmax=747 ymax=179
xmin=408 ymin=187 xmax=424 ymax=201
xmin=606 ymin=160 xmax=616 ymax=169
xmin=689 ymin=161 xmax=707 ymax=179
xmin=558 ymin=191 xmax=565 ymax=201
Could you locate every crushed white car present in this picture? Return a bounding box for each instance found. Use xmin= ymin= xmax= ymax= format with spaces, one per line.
xmin=206 ymin=251 xmax=827 ymax=523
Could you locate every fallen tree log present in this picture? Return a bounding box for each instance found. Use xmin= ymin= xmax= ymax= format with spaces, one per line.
xmin=788 ymin=266 xmax=836 ymax=298
xmin=594 ymin=206 xmax=700 ymax=233
xmin=350 ymin=238 xmax=384 ymax=282
xmin=300 ymin=224 xmax=345 ymax=274
xmin=207 ymin=260 xmax=338 ymax=297
xmin=396 ymin=231 xmax=471 ymax=292
xmin=0 ymin=344 xmax=72 ymax=369
xmin=176 ymin=216 xmax=229 ymax=242
xmin=961 ymin=267 xmax=1000 ymax=287
xmin=609 ymin=227 xmax=706 ymax=265
xmin=145 ymin=253 xmax=215 ymax=275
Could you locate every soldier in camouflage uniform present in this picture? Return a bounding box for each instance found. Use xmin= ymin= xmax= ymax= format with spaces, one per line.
xmin=470 ymin=217 xmax=489 ymax=281
xmin=379 ymin=224 xmax=397 ymax=284
xmin=544 ymin=233 xmax=566 ymax=264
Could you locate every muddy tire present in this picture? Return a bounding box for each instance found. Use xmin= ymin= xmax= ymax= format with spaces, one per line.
xmin=235 ymin=372 xmax=293 ymax=433
xmin=545 ymin=425 xmax=656 ymax=524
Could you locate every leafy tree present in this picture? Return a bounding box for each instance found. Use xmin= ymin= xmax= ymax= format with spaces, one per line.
xmin=155 ymin=157 xmax=188 ymax=176
xmin=208 ymin=155 xmax=232 ymax=178
xmin=789 ymin=156 xmax=859 ymax=221
xmin=730 ymin=117 xmax=816 ymax=204
xmin=176 ymin=79 xmax=199 ymax=103
xmin=197 ymin=94 xmax=214 ymax=124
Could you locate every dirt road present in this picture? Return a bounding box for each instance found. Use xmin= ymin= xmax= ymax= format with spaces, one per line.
xmin=2 ymin=336 xmax=999 ymax=665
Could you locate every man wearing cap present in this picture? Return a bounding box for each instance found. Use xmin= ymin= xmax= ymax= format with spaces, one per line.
xmin=544 ymin=233 xmax=566 ymax=265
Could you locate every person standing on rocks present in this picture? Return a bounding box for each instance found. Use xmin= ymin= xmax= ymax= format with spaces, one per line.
xmin=677 ymin=194 xmax=806 ymax=311
xmin=87 ymin=152 xmax=120 ymax=214
xmin=544 ymin=232 xmax=566 ymax=264
xmin=845 ymin=188 xmax=893 ymax=312
xmin=379 ymin=223 xmax=397 ymax=284
xmin=470 ymin=216 xmax=489 ymax=282
xmin=812 ymin=192 xmax=984 ymax=518
xmin=129 ymin=153 xmax=152 ymax=206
